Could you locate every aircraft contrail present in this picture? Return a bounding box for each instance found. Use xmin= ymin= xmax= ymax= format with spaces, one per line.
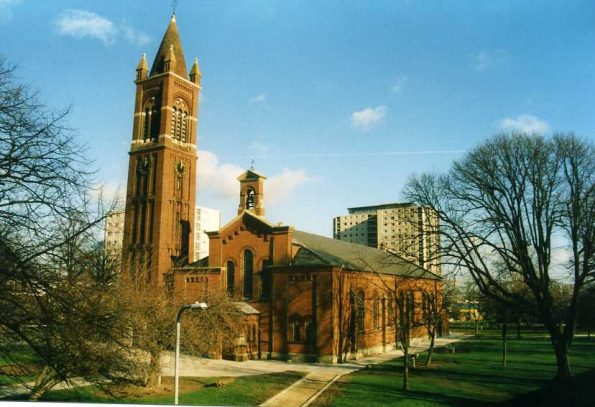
xmin=223 ymin=150 xmax=466 ymax=159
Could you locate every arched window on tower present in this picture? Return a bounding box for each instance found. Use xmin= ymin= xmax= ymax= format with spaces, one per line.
xmin=226 ymin=260 xmax=235 ymax=295
xmin=133 ymin=157 xmax=151 ymax=244
xmin=171 ymin=98 xmax=189 ymax=142
xmin=181 ymin=111 xmax=188 ymax=142
xmin=142 ymin=98 xmax=160 ymax=141
xmin=175 ymin=161 xmax=185 ymax=199
xmin=243 ymin=249 xmax=254 ymax=299
xmin=246 ymin=188 xmax=255 ymax=209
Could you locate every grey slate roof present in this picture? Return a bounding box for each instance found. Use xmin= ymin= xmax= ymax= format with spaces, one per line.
xmin=232 ymin=302 xmax=260 ymax=315
xmin=347 ymin=202 xmax=415 ymax=212
xmin=237 ymin=169 xmax=267 ymax=181
xmin=188 ymin=257 xmax=209 ymax=268
xmin=291 ymin=230 xmax=439 ymax=279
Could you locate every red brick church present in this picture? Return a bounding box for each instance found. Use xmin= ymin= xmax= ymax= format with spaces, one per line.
xmin=122 ymin=16 xmax=442 ymax=363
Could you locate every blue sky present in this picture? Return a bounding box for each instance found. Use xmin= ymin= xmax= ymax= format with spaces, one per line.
xmin=1 ymin=0 xmax=594 ymax=236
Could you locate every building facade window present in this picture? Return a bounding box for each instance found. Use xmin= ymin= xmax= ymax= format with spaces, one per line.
xmin=261 ymin=259 xmax=272 ymax=300
xmin=243 ymin=249 xmax=254 ymax=299
xmin=304 ymin=316 xmax=316 ymax=344
xmin=408 ymin=290 xmax=416 ymax=323
xmin=289 ymin=315 xmax=302 ymax=343
xmin=373 ymin=292 xmax=379 ymax=330
xmin=356 ymin=290 xmax=365 ymax=334
xmin=387 ymin=298 xmax=394 ymax=327
xmin=226 ymin=260 xmax=235 ymax=295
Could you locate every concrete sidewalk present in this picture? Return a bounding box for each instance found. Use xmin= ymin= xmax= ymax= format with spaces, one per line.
xmin=160 ymin=335 xmax=466 ymax=407
xmin=1 ymin=377 xmax=90 ymax=399
xmin=259 ymin=336 xmax=464 ymax=407
xmin=260 ymin=370 xmax=342 ymax=407
xmin=1 ymin=336 xmax=465 ymax=404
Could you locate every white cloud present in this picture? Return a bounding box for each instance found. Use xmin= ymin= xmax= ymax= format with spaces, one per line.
xmin=198 ymin=150 xmax=244 ymax=199
xmin=552 ymin=247 xmax=572 ymax=267
xmin=0 ymin=0 xmax=20 ymax=23
xmin=249 ymin=142 xmax=269 ymax=157
xmin=250 ymin=94 xmax=267 ymax=103
xmin=55 ymin=9 xmax=117 ymax=45
xmin=91 ymin=182 xmax=125 ymax=208
xmin=351 ymin=106 xmax=387 ymax=132
xmin=267 ymin=169 xmax=316 ymax=205
xmin=197 ymin=150 xmax=314 ymax=206
xmin=391 ymin=76 xmax=408 ymax=93
xmin=474 ymin=49 xmax=508 ymax=71
xmin=55 ymin=9 xmax=149 ymax=47
xmin=499 ymin=114 xmax=550 ymax=134
xmin=121 ymin=24 xmax=151 ymax=47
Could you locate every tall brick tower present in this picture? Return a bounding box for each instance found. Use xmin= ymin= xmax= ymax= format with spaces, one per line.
xmin=122 ymin=15 xmax=201 ymax=287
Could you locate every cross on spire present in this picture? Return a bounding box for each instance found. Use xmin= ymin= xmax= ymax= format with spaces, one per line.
xmin=171 ymin=0 xmax=178 ymax=16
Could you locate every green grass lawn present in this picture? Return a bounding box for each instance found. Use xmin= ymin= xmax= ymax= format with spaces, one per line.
xmin=312 ymin=329 xmax=595 ymax=407
xmin=0 ymin=343 xmax=304 ymax=405
xmin=0 ymin=344 xmax=40 ymax=386
xmin=37 ymin=371 xmax=305 ymax=406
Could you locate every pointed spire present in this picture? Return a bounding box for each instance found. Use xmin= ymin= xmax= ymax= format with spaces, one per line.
xmin=163 ymin=44 xmax=177 ymax=72
xmin=136 ymin=53 xmax=149 ymax=80
xmin=150 ymin=15 xmax=187 ymax=77
xmin=189 ymin=57 xmax=202 ymax=84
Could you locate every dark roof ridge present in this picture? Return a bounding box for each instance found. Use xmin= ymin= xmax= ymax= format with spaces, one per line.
xmin=291 ymin=242 xmax=337 ymax=266
xmin=291 ymin=230 xmax=439 ymax=279
xmin=347 ymin=202 xmax=416 ymax=212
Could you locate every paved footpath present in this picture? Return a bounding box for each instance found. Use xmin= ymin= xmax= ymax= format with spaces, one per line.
xmin=1 ymin=377 xmax=90 ymax=399
xmin=161 ymin=335 xmax=467 ymax=407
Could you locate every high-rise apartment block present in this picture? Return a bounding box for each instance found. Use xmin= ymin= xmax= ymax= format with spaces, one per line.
xmin=104 ymin=210 xmax=125 ymax=265
xmin=194 ymin=206 xmax=221 ymax=261
xmin=333 ymin=203 xmax=441 ymax=274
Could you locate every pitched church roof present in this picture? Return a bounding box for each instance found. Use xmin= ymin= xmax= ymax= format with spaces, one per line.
xmin=291 ymin=230 xmax=439 ymax=279
xmin=151 ymin=15 xmax=188 ymax=78
xmin=214 ymin=210 xmax=278 ymax=236
xmin=237 ymin=169 xmax=267 ymax=181
xmin=232 ymin=302 xmax=260 ymax=315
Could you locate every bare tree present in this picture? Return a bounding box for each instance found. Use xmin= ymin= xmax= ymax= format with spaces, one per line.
xmin=367 ymin=271 xmax=427 ymax=391
xmin=555 ymin=135 xmax=595 ymax=340
xmin=404 ymin=133 xmax=595 ymax=380
xmin=0 ymin=57 xmax=151 ymax=399
xmin=463 ymin=282 xmax=484 ymax=335
xmin=333 ymin=268 xmax=372 ymax=363
xmin=0 ymin=56 xmax=246 ymax=400
xmin=334 ymin=267 xmax=352 ymax=363
xmin=0 ymin=232 xmax=146 ymax=400
xmin=420 ymin=276 xmax=454 ymax=365
xmin=0 ymin=58 xmax=94 ymax=260
xmin=383 ymin=277 xmax=426 ymax=391
xmin=577 ymin=284 xmax=595 ymax=340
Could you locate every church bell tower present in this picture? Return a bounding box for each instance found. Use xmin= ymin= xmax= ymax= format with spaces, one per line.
xmin=122 ymin=15 xmax=201 ymax=287
xmin=237 ymin=169 xmax=266 ymax=217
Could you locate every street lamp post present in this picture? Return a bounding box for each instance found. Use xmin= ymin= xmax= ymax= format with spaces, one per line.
xmin=174 ymin=302 xmax=208 ymax=405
